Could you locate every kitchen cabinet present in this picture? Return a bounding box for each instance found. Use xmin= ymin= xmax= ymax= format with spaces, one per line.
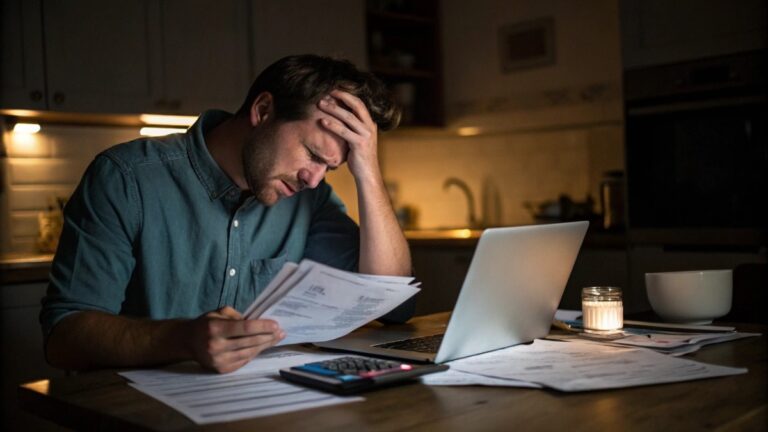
xmin=2 ymin=0 xmax=368 ymax=116
xmin=366 ymin=0 xmax=444 ymax=126
xmin=158 ymin=0 xmax=251 ymax=114
xmin=409 ymin=231 xmax=630 ymax=315
xmin=41 ymin=0 xmax=160 ymax=113
xmin=0 ymin=0 xmax=46 ymax=110
xmin=411 ymin=244 xmax=474 ymax=315
xmin=626 ymin=245 xmax=767 ymax=315
xmin=250 ymin=0 xmax=366 ymax=76
xmin=1 ymin=0 xmax=251 ymax=115
xmin=561 ymin=247 xmax=629 ymax=311
xmin=619 ymin=0 xmax=766 ymax=69
xmin=1 ymin=281 xmax=65 ymax=431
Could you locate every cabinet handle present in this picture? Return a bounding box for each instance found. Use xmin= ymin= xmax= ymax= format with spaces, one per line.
xmin=155 ymin=99 xmax=168 ymax=108
xmin=53 ymin=92 xmax=66 ymax=104
xmin=29 ymin=90 xmax=43 ymax=102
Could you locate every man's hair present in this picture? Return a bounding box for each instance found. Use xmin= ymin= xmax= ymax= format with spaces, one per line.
xmin=236 ymin=54 xmax=401 ymax=131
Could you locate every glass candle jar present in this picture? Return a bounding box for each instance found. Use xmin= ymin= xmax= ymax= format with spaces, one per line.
xmin=581 ymin=287 xmax=623 ymax=334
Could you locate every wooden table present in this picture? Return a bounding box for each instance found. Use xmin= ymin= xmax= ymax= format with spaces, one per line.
xmin=18 ymin=313 xmax=767 ymax=431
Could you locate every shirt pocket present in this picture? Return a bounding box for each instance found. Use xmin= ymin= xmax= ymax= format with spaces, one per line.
xmin=237 ymin=253 xmax=289 ymax=313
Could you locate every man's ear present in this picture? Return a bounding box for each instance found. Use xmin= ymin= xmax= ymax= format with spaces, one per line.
xmin=249 ymin=92 xmax=273 ymax=126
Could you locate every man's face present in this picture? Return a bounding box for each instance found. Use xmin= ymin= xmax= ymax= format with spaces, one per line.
xmin=242 ymin=105 xmax=348 ymax=206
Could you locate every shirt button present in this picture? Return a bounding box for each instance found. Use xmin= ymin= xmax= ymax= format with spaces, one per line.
xmin=233 ymin=220 xmax=239 ymax=228
xmin=229 ymin=268 xmax=237 ymax=277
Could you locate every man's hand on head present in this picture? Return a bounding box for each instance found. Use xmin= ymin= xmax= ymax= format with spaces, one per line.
xmin=317 ymin=90 xmax=382 ymax=183
xmin=186 ymin=306 xmax=285 ymax=373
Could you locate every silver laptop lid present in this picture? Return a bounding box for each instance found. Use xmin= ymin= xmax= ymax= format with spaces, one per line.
xmin=434 ymin=221 xmax=588 ymax=363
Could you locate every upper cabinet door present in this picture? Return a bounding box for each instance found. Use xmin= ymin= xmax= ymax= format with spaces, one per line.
xmin=0 ymin=0 xmax=46 ymax=110
xmin=620 ymin=0 xmax=767 ymax=69
xmin=159 ymin=0 xmax=251 ymax=115
xmin=43 ymin=0 xmax=159 ymax=113
xmin=250 ymin=0 xmax=365 ymax=74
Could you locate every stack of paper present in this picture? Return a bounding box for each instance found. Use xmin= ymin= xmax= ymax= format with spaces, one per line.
xmin=560 ymin=329 xmax=761 ymax=356
xmin=122 ymin=348 xmax=360 ymax=425
xmin=243 ymin=259 xmax=420 ymax=346
xmin=423 ymin=339 xmax=747 ymax=391
xmin=550 ymin=314 xmax=760 ymax=356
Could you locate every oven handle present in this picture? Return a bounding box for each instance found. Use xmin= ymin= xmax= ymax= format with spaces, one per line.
xmin=627 ymin=95 xmax=765 ymax=116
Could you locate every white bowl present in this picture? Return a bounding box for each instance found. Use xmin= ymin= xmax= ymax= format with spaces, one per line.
xmin=645 ymin=270 xmax=732 ymax=324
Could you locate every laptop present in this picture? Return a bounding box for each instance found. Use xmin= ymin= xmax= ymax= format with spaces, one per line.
xmin=316 ymin=221 xmax=589 ymax=363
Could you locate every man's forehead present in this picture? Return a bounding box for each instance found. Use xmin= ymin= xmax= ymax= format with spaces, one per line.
xmin=304 ymin=106 xmax=349 ymax=164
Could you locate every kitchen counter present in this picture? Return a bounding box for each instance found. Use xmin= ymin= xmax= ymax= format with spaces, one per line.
xmin=0 ymin=253 xmax=54 ymax=284
xmin=405 ymin=227 xmax=627 ymax=249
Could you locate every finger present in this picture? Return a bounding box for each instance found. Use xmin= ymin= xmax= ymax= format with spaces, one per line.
xmin=329 ymin=90 xmax=374 ymax=125
xmin=318 ymin=97 xmax=369 ymax=137
xmin=220 ymin=332 xmax=283 ymax=352
xmin=210 ymin=318 xmax=281 ymax=338
xmin=218 ymin=306 xmax=243 ymax=320
xmin=210 ymin=337 xmax=283 ymax=373
xmin=204 ymin=306 xmax=240 ymax=321
xmin=320 ymin=117 xmax=359 ymax=144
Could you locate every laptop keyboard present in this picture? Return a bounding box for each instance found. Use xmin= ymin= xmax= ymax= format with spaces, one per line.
xmin=374 ymin=334 xmax=444 ymax=353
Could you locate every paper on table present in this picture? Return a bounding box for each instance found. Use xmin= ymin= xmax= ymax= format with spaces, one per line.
xmin=602 ymin=331 xmax=761 ymax=354
xmin=121 ymin=348 xmax=361 ymax=425
xmin=449 ymin=339 xmax=746 ymax=392
xmin=120 ymin=346 xmax=345 ymax=384
xmin=245 ymin=259 xmax=420 ymax=346
xmin=421 ymin=368 xmax=542 ymax=388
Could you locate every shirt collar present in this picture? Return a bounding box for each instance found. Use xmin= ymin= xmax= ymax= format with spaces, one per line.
xmin=186 ymin=110 xmax=241 ymax=201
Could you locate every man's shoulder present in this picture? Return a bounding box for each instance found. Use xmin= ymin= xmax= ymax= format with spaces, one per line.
xmin=99 ymin=133 xmax=190 ymax=172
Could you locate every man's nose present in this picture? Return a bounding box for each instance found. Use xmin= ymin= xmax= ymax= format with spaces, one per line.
xmin=299 ymin=164 xmax=325 ymax=189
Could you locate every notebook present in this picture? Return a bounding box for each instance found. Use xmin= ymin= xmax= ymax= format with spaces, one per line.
xmin=315 ymin=221 xmax=589 ymax=363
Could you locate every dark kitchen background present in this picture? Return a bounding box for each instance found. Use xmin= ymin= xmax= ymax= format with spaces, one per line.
xmin=1 ymin=0 xmax=766 ymax=430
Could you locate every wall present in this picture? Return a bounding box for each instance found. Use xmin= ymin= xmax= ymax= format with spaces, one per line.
xmin=0 ymin=124 xmax=143 ymax=254
xmin=379 ymin=0 xmax=625 ymax=229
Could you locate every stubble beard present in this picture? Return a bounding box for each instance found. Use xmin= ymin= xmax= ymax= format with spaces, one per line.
xmin=242 ymin=124 xmax=280 ymax=206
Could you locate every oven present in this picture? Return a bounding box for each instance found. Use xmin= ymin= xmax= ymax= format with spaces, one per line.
xmin=624 ymin=50 xmax=767 ymax=246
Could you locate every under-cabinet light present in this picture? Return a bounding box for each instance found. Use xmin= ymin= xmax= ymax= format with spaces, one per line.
xmin=139 ymin=114 xmax=196 ymax=127
xmin=457 ymin=127 xmax=481 ymax=136
xmin=140 ymin=127 xmax=186 ymax=137
xmin=13 ymin=122 xmax=41 ymax=134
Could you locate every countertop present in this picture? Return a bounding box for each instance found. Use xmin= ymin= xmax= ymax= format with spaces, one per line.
xmin=0 ymin=253 xmax=54 ymax=284
xmin=405 ymin=227 xmax=627 ymax=248
xmin=0 ymin=227 xmax=628 ymax=283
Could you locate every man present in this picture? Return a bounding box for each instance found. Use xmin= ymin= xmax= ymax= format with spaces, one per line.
xmin=41 ymin=55 xmax=412 ymax=373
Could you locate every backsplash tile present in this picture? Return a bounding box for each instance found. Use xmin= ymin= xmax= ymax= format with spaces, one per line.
xmin=380 ymin=123 xmax=624 ymax=229
xmin=1 ymin=124 xmax=141 ymax=254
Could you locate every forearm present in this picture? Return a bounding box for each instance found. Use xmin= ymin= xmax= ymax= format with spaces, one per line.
xmin=355 ymin=172 xmax=411 ymax=276
xmin=45 ymin=311 xmax=190 ymax=371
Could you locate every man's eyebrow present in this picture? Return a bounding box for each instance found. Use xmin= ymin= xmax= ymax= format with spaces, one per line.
xmin=306 ymin=144 xmax=339 ymax=170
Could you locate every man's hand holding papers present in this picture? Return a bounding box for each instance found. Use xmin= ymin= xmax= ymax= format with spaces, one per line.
xmin=243 ymin=259 xmax=420 ymax=346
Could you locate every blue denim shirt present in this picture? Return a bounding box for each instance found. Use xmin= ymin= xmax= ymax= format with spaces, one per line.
xmin=40 ymin=110 xmax=363 ymax=337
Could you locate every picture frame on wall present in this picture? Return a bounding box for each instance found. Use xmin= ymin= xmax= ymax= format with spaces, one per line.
xmin=498 ymin=17 xmax=556 ymax=73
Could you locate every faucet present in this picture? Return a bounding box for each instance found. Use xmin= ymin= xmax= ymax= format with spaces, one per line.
xmin=443 ymin=177 xmax=479 ymax=229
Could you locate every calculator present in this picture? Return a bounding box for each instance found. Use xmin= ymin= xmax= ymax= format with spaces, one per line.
xmin=279 ymin=356 xmax=449 ymax=395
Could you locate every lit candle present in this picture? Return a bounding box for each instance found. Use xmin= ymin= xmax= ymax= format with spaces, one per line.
xmin=581 ymin=287 xmax=623 ymax=334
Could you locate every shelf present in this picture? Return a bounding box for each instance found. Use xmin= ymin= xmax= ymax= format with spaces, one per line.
xmin=366 ymin=0 xmax=443 ymax=127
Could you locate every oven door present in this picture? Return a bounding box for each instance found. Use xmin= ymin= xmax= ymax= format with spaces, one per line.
xmin=626 ymin=97 xmax=767 ymax=236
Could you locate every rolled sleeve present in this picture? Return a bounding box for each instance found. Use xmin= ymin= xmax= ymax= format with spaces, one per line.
xmin=40 ymin=154 xmax=140 ymax=338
